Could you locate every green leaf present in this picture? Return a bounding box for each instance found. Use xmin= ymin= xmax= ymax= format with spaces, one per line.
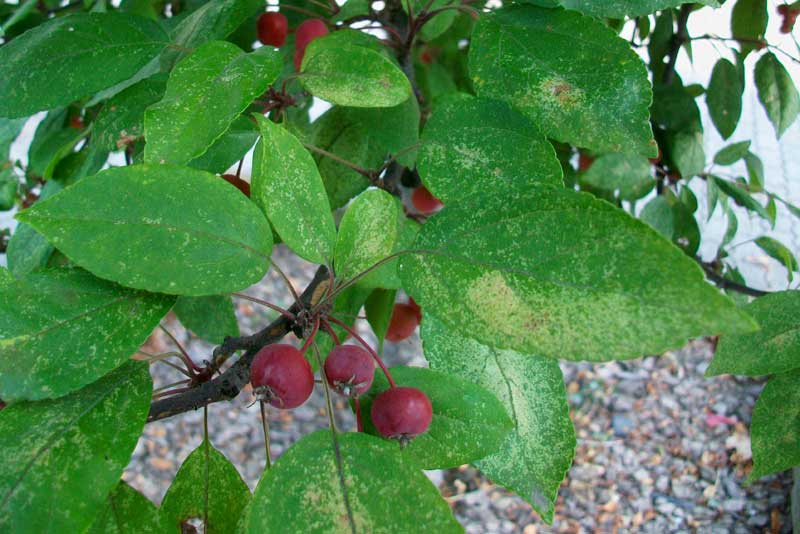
xmin=310 ymin=98 xmax=420 ymax=209
xmin=707 ymin=58 xmax=743 ymax=139
xmin=27 ymin=109 xmax=78 ymax=178
xmin=469 ymin=5 xmax=656 ymax=157
xmin=300 ymin=36 xmax=412 ymax=108
xmin=6 ymin=180 xmax=64 ymax=277
xmin=755 ymin=52 xmax=800 ymax=138
xmin=187 ymin=115 xmax=259 ymax=174
xmin=359 ymin=366 xmax=513 ymax=469
xmin=418 ymin=95 xmax=562 ymax=204
xmin=640 ymin=196 xmax=675 ymax=239
xmin=16 ymin=164 xmax=273 ymax=296
xmin=398 ymin=186 xmax=757 ymax=362
xmin=145 ymin=42 xmax=281 ymax=165
xmin=242 ymin=431 xmax=462 ymax=533
xmin=731 ymin=0 xmax=767 ymax=57
xmin=160 ymin=440 xmax=251 ymax=534
xmin=749 ymin=369 xmax=800 ymax=479
xmin=364 ymin=288 xmax=396 ymax=349
xmin=531 ymin=0 xmax=720 ymax=18
xmin=334 ymin=189 xmax=404 ymax=287
xmin=755 ymin=237 xmax=799 ymax=281
xmin=0 ymin=168 xmax=17 ymax=210
xmin=93 ymin=74 xmax=168 ymax=152
xmin=580 ymin=152 xmax=654 ymax=201
xmin=86 ymin=482 xmax=163 ymax=534
xmin=708 ymin=291 xmax=800 ymax=377
xmin=405 ymin=0 xmax=457 ymax=41
xmin=714 ymin=141 xmax=751 ymax=166
xmin=711 ymin=175 xmax=771 ymax=221
xmin=652 ymin=78 xmax=705 ymax=178
xmin=167 ymin=0 xmax=262 ymax=65
xmin=252 ymin=115 xmax=336 ymax=264
xmin=0 ymin=13 xmax=169 ymax=118
xmin=0 ymin=361 xmax=151 ymax=533
xmin=421 ymin=316 xmax=575 ymax=523
xmin=0 ymin=268 xmax=173 ymax=401
xmin=745 ymin=152 xmax=765 ymax=191
xmin=0 ymin=117 xmax=26 ymax=160
xmin=174 ymin=295 xmax=239 ymax=345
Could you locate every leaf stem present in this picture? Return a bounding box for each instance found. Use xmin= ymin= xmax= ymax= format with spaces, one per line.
xmin=260 ymin=401 xmax=272 ymax=469
xmin=203 ymin=406 xmax=210 ymax=534
xmin=269 ymin=259 xmax=301 ymax=308
xmin=231 ymin=293 xmax=296 ymax=321
xmin=302 ymin=142 xmax=374 ymax=179
xmin=300 ymin=316 xmax=320 ymax=354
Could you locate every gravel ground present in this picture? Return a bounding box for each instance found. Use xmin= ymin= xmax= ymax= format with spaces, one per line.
xmin=124 ymin=246 xmax=794 ymax=533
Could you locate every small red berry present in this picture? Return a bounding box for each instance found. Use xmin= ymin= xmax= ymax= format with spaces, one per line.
xmin=250 ymin=344 xmax=314 ymax=409
xmin=69 ymin=115 xmax=84 ymax=129
xmin=420 ymin=49 xmax=433 ymax=64
xmin=410 ymin=186 xmax=443 ymax=214
xmin=407 ymin=297 xmax=422 ymax=323
xmin=324 ymin=345 xmax=375 ymax=397
xmin=257 ymin=12 xmax=289 ymax=47
xmin=293 ymin=18 xmax=329 ymax=70
xmin=221 ymin=174 xmax=251 ymax=197
xmin=386 ymin=303 xmax=420 ymax=342
xmin=578 ymin=153 xmax=594 ymax=171
xmin=371 ymin=386 xmax=432 ymax=444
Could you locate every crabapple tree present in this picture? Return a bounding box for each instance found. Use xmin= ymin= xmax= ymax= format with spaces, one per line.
xmin=0 ymin=0 xmax=799 ymax=532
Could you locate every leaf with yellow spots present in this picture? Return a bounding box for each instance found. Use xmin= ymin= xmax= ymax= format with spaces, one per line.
xmin=707 ymin=291 xmax=800 ymax=377
xmin=398 ymin=186 xmax=757 ymax=362
xmin=16 ymin=164 xmax=273 ymax=296
xmin=160 ymin=440 xmax=251 ymax=534
xmin=469 ymin=5 xmax=657 ymax=157
xmin=86 ymin=482 xmax=163 ymax=534
xmin=421 ymin=316 xmax=575 ymax=523
xmin=243 ymin=431 xmax=462 ymax=533
xmin=0 ymin=361 xmax=151 ymax=533
xmin=748 ymin=369 xmax=800 ymax=480
xmin=0 ymin=268 xmax=173 ymax=401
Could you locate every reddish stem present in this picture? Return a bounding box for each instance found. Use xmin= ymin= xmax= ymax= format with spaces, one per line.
xmin=326 ymin=316 xmax=397 ymax=388
xmin=231 ymin=293 xmax=296 ymax=321
xmin=354 ymin=398 xmax=364 ymax=432
xmin=300 ymin=316 xmax=320 ymax=354
xmin=321 ymin=319 xmax=342 ymax=346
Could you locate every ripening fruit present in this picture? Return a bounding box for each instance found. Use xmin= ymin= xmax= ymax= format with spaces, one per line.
xmin=257 ymin=12 xmax=289 ymax=47
xmin=407 ymin=297 xmax=422 ymax=323
xmin=410 ymin=186 xmax=443 ymax=214
xmin=221 ymin=174 xmax=251 ymax=197
xmin=371 ymin=386 xmax=433 ymax=444
xmin=386 ymin=303 xmax=420 ymax=342
xmin=578 ymin=153 xmax=594 ymax=171
xmin=250 ymin=344 xmax=314 ymax=409
xmin=324 ymin=345 xmax=375 ymax=397
xmin=293 ymin=18 xmax=329 ymax=70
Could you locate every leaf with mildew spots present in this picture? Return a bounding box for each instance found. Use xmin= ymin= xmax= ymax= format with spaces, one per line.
xmin=421 ymin=316 xmax=575 ymax=523
xmin=525 ymin=0 xmax=719 ymax=18
xmin=469 ymin=5 xmax=657 ymax=157
xmin=86 ymin=482 xmax=163 ymax=534
xmin=707 ymin=291 xmax=800 ymax=377
xmin=358 ymin=365 xmax=514 ymax=469
xmin=16 ymin=164 xmax=273 ymax=296
xmin=300 ymin=36 xmax=412 ymax=108
xmin=93 ymin=74 xmax=167 ymax=152
xmin=418 ymin=95 xmax=563 ymax=203
xmin=0 ymin=12 xmax=170 ymax=118
xmin=0 ymin=361 xmax=151 ymax=533
xmin=398 ymin=186 xmax=757 ymax=362
xmin=144 ymin=41 xmax=281 ymax=166
xmin=748 ymin=369 xmax=800 ymax=480
xmin=334 ymin=189 xmax=413 ymax=289
xmin=242 ymin=431 xmax=462 ymax=533
xmin=310 ymin=97 xmax=420 ymax=209
xmin=252 ymin=115 xmax=336 ymax=265
xmin=0 ymin=268 xmax=173 ymax=401
xmin=160 ymin=440 xmax=250 ymax=534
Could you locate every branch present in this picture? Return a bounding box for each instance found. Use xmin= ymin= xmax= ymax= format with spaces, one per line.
xmin=662 ymin=4 xmax=692 ymax=85
xmin=698 ymin=260 xmax=769 ymax=298
xmin=146 ymin=266 xmax=331 ymax=422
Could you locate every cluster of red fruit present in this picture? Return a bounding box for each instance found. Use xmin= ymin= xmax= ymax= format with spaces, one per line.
xmin=778 ymin=3 xmax=800 ymax=33
xmin=249 ymin=304 xmax=432 ymax=442
xmin=410 ymin=186 xmax=443 ymax=215
xmin=256 ymin=12 xmax=329 ymax=70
